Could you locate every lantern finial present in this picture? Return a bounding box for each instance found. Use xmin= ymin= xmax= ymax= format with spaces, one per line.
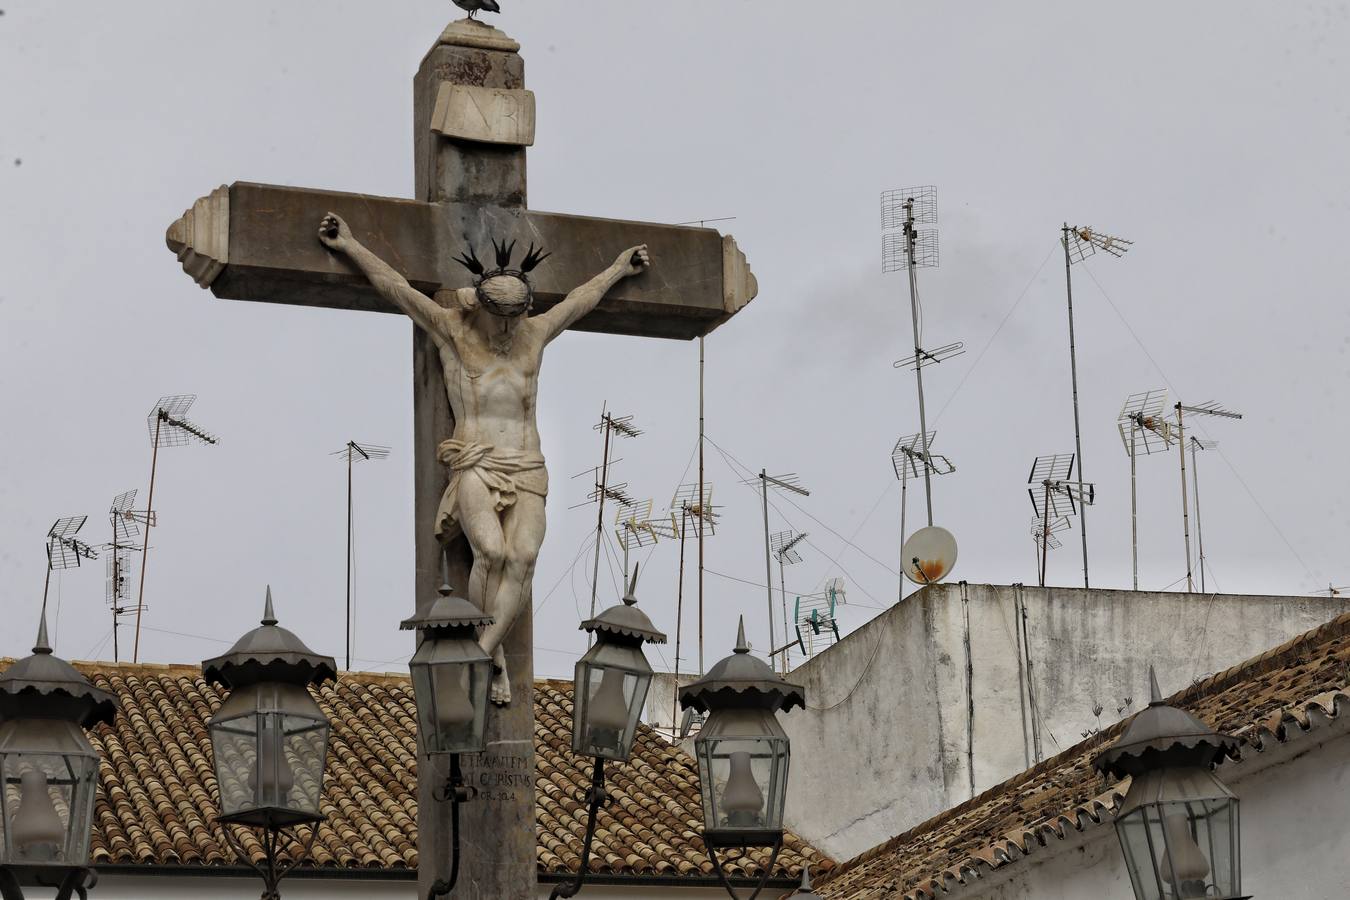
xmin=34 ymin=609 xmax=53 ymax=655
xmin=1148 ymin=664 xmax=1162 ymax=704
xmin=439 ymin=546 xmax=453 ymax=596
xmin=734 ymin=616 xmax=749 ymax=654
xmin=262 ymin=586 xmax=277 ymax=626
xmin=623 ymin=564 xmax=640 ymax=606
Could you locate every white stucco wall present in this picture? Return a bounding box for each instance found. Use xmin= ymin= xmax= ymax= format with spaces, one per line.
xmin=956 ymin=719 xmax=1350 ymax=900
xmin=89 ymin=874 xmax=732 ymax=898
xmin=779 ymin=583 xmax=1344 ymax=861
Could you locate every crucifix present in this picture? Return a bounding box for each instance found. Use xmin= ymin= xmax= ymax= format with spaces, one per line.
xmin=163 ymin=15 xmax=756 ymax=900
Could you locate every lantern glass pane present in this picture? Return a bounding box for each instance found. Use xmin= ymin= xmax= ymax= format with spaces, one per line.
xmin=210 ymin=690 xmax=330 ymax=825
xmin=0 ymin=747 xmax=98 ymax=868
xmin=696 ymin=733 xmax=789 ymax=837
xmin=1117 ymin=798 xmax=1242 ymax=900
xmin=573 ymin=659 xmax=650 ymax=762
xmin=411 ymin=656 xmax=492 ymax=756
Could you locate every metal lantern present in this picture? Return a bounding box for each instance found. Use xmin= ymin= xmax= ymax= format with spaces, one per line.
xmin=203 ymin=589 xmax=336 ymax=831
xmin=400 ymin=568 xmax=494 ymax=756
xmin=572 ymin=567 xmax=666 ymax=762
xmin=0 ymin=614 xmax=115 ymax=881
xmin=1095 ymin=668 xmax=1246 ymax=900
xmin=679 ymin=617 xmax=805 ymax=850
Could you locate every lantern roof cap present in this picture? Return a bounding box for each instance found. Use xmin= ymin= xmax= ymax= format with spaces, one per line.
xmin=400 ymin=576 xmax=494 ymax=631
xmin=581 ymin=565 xmax=667 ymax=644
xmin=1094 ymin=666 xmax=1241 ymax=779
xmin=202 ymin=587 xmax=337 ymax=688
xmin=680 ymin=617 xmax=805 ymax=713
xmin=0 ymin=610 xmax=116 ymax=727
xmin=791 ymin=867 xmax=823 ymax=899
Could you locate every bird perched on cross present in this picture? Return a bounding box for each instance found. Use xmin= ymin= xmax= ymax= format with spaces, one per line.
xmin=454 ymin=0 xmax=501 ymax=19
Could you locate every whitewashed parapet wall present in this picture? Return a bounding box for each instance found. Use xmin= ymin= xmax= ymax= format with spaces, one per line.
xmin=779 ymin=583 xmax=1346 ymax=861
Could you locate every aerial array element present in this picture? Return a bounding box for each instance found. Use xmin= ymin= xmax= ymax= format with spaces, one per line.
xmin=135 ymin=394 xmax=219 ymax=662
xmin=1060 ymin=223 xmax=1132 ymax=588
xmin=1030 ymin=516 xmax=1071 ymax=585
xmin=743 ymin=470 xmax=811 ymax=661
xmin=615 ymin=498 xmax=667 ymax=576
xmin=1172 ymin=401 xmax=1242 ymax=592
xmin=106 ymin=490 xmax=152 ymax=662
xmin=330 ymin=440 xmax=391 ymax=670
xmin=891 ymin=430 xmax=956 ymax=599
xmin=769 ymin=529 xmax=808 ymax=674
xmin=577 ymin=409 xmax=641 ymax=637
xmin=1027 ymin=453 xmax=1094 ymax=587
xmin=792 ymin=576 xmax=847 ymax=663
xmin=43 ymin=515 xmax=97 ymax=619
xmin=668 ymin=480 xmax=720 ymax=734
xmin=1117 ymin=390 xmax=1173 ymax=589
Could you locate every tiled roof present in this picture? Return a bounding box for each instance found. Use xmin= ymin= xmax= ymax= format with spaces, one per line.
xmin=818 ymin=609 xmax=1350 ymax=899
xmin=0 ymin=660 xmax=831 ymax=883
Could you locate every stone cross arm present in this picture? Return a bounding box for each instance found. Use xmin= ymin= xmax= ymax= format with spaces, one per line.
xmin=166 ymin=181 xmax=757 ymax=340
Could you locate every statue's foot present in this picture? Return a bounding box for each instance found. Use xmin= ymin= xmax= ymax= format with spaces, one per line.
xmin=490 ymin=667 xmax=512 ymax=706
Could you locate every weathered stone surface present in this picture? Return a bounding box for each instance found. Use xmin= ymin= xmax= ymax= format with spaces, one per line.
xmin=165 ymin=185 xmax=229 ymax=287
xmin=182 ymin=182 xmax=750 ymax=339
xmin=431 ymin=83 xmax=536 ymax=146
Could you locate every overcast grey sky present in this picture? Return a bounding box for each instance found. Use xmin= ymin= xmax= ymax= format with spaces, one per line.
xmin=3 ymin=1 xmax=1349 ymax=677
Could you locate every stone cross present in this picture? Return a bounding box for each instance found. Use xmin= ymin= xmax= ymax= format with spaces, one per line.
xmin=163 ymin=17 xmax=756 ymax=899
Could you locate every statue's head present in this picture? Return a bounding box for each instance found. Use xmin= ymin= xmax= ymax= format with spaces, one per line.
xmin=454 ymin=238 xmax=551 ymax=318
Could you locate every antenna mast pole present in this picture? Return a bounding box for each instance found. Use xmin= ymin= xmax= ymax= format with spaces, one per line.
xmin=759 ymin=470 xmax=775 ymax=657
xmin=698 ymin=338 xmax=706 ymax=674
xmin=1130 ymin=424 xmax=1139 ymax=590
xmin=672 ymin=509 xmax=688 ymax=734
xmin=1040 ymin=482 xmax=1051 ymax=588
xmin=905 ymin=200 xmax=935 ymax=527
xmin=346 ymin=444 xmax=354 ymax=668
xmin=1175 ymin=404 xmax=1194 ymax=592
xmin=588 ymin=412 xmax=615 ymax=641
xmin=132 ymin=414 xmax=163 ymax=663
xmin=1061 ymin=225 xmax=1090 ymax=588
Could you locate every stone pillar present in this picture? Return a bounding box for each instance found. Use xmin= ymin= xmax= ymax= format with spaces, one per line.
xmin=412 ymin=19 xmax=536 ymax=900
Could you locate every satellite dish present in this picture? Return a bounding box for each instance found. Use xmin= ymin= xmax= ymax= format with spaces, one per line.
xmin=901 ymin=526 xmax=958 ymax=585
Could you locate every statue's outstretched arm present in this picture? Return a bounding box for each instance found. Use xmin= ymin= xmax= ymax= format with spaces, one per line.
xmin=535 ymin=245 xmax=650 ymax=342
xmin=318 ymin=212 xmax=448 ymax=338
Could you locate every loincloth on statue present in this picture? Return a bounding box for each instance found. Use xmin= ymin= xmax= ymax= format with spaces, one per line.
xmin=435 ymin=439 xmax=548 ymax=539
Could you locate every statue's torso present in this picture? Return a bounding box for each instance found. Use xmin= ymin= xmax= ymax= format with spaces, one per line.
xmin=435 ymin=313 xmax=544 ymax=455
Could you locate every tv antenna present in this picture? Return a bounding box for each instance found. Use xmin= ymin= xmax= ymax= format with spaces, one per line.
xmin=882 ymin=186 xmax=959 ymax=530
xmin=1027 ymin=454 xmax=1094 ymax=587
xmin=1172 ymin=401 xmax=1242 ymax=592
xmin=790 ymin=577 xmax=847 ymax=664
xmin=770 ymin=530 xmax=808 ymax=673
xmin=1030 ymin=516 xmax=1071 ymax=587
xmin=743 ymin=471 xmax=810 ymax=659
xmin=1061 ymin=223 xmax=1131 ymax=588
xmin=615 ymin=498 xmax=665 ymax=577
xmin=330 ymin=440 xmax=390 ymax=670
xmin=134 ymin=394 xmax=218 ymax=662
xmin=891 ymin=430 xmax=956 ymax=600
xmin=668 ymin=480 xmax=720 ymax=732
xmin=579 ymin=409 xmax=642 ymax=637
xmin=106 ymin=490 xmax=152 ymax=662
xmin=1117 ymin=390 xmax=1173 ymax=589
xmin=1318 ymin=584 xmax=1350 ymax=598
xmin=43 ymin=516 xmax=97 ymax=620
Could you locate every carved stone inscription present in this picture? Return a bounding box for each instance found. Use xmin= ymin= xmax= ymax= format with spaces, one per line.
xmin=462 ymin=747 xmax=532 ymax=806
xmin=431 ymin=83 xmax=536 ymax=146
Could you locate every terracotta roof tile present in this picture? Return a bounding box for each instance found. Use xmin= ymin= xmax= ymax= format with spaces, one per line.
xmin=0 ymin=659 xmax=833 ymax=882
xmin=817 ymin=610 xmax=1350 ymax=899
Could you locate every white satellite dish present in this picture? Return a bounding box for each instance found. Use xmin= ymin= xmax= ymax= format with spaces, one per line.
xmin=901 ymin=525 xmax=958 ymax=585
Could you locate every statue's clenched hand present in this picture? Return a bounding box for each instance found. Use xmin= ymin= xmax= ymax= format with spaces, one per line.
xmin=318 ymin=212 xmax=354 ymax=253
xmin=615 ymin=244 xmax=650 ymax=278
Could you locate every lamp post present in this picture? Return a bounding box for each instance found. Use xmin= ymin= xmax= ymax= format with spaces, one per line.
xmin=0 ymin=613 xmax=116 ymax=900
xmin=202 ymin=589 xmax=336 ymax=900
xmin=400 ymin=555 xmax=494 ymax=900
xmin=550 ymin=566 xmax=666 ymax=900
xmin=680 ymin=616 xmax=806 ymax=900
xmin=1095 ymin=667 xmax=1247 ymax=900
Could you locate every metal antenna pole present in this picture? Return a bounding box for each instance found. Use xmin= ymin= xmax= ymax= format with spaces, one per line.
xmin=905 ymin=200 xmax=935 ymax=527
xmin=1175 ymin=404 xmax=1194 ymax=592
xmin=110 ymin=514 xmax=120 ymax=663
xmin=899 ymin=462 xmax=909 ymax=603
xmin=1061 ymin=225 xmax=1089 ymax=588
xmin=1040 ymin=482 xmax=1051 ymax=587
xmin=697 ymin=337 xmax=706 ymax=674
xmin=777 ymin=555 xmax=790 ymax=675
xmin=1192 ymin=438 xmax=1206 ymax=593
xmin=133 ymin=414 xmax=163 ymax=663
xmin=1130 ymin=424 xmax=1139 ymax=590
xmin=759 ymin=471 xmax=775 ymax=657
xmin=672 ymin=509 xmax=687 ymax=735
xmin=588 ymin=414 xmax=614 ymax=643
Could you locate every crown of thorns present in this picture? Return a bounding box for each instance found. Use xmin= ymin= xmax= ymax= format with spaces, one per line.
xmin=454 ymin=238 xmax=551 ymax=283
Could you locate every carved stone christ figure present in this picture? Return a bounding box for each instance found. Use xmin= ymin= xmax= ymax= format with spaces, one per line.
xmin=319 ymin=212 xmax=650 ymax=705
